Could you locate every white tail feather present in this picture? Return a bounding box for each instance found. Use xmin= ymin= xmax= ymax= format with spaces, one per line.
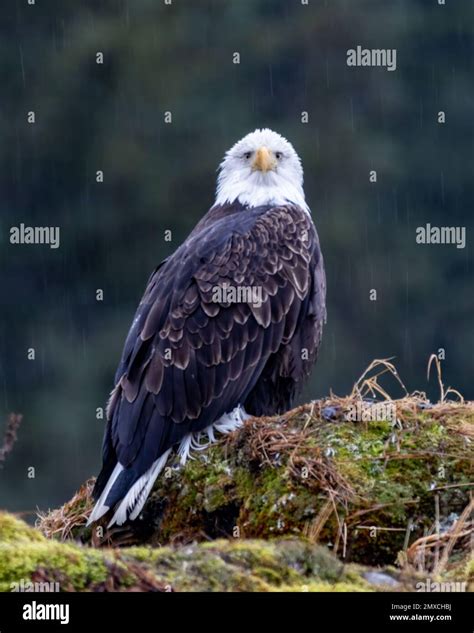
xmin=88 ymin=405 xmax=250 ymax=528
xmin=107 ymin=449 xmax=172 ymax=528
xmin=86 ymin=462 xmax=124 ymax=526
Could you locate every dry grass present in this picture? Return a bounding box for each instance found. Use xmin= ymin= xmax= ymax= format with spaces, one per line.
xmin=405 ymin=496 xmax=473 ymax=575
xmin=35 ymin=357 xmax=473 ymax=574
xmin=244 ymin=412 xmax=357 ymax=505
xmin=36 ymin=479 xmax=95 ymax=541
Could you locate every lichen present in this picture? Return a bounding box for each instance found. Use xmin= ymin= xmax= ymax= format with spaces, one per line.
xmin=0 ymin=513 xmax=381 ymax=592
xmin=131 ymin=400 xmax=472 ymax=569
xmin=122 ymin=538 xmax=378 ymax=592
xmin=31 ymin=395 xmax=474 ymax=586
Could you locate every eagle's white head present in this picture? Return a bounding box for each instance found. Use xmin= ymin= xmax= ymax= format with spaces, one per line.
xmin=215 ymin=128 xmax=309 ymax=213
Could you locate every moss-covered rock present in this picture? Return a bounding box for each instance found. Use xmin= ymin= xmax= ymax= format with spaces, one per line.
xmin=3 ymin=393 xmax=473 ymax=592
xmin=32 ymin=395 xmax=473 ymax=585
xmin=2 ymin=512 xmax=471 ymax=592
xmin=56 ymin=398 xmax=470 ymax=567
xmin=0 ymin=512 xmax=416 ymax=592
xmin=0 ymin=514 xmax=106 ymax=591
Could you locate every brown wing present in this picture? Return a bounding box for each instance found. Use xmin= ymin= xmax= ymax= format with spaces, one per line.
xmin=94 ymin=203 xmax=325 ymax=505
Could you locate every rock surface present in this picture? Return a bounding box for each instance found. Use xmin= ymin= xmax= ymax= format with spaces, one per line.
xmin=3 ymin=395 xmax=473 ymax=592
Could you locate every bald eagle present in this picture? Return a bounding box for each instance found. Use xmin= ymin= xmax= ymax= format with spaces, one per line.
xmin=88 ymin=129 xmax=326 ymax=527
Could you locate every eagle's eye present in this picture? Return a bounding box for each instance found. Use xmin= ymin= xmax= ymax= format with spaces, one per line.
xmin=275 ymin=152 xmax=283 ymax=160
xmin=243 ymin=152 xmax=252 ymax=160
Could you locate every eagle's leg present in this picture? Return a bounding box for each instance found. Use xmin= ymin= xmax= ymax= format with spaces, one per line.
xmin=177 ymin=405 xmax=250 ymax=466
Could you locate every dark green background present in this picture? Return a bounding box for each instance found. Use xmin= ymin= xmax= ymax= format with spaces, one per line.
xmin=0 ymin=0 xmax=472 ymax=515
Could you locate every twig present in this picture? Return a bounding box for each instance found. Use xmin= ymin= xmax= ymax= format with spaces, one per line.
xmin=0 ymin=413 xmax=23 ymax=467
xmin=427 ymin=354 xmax=464 ymax=404
xmin=435 ymin=498 xmax=474 ymax=575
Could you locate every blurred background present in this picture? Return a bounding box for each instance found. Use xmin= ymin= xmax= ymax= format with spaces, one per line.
xmin=0 ymin=0 xmax=472 ymax=516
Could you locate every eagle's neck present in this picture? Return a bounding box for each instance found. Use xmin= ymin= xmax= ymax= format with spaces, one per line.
xmin=214 ymin=174 xmax=310 ymax=215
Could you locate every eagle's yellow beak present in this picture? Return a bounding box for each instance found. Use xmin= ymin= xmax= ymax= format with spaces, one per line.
xmin=252 ymin=146 xmax=276 ymax=173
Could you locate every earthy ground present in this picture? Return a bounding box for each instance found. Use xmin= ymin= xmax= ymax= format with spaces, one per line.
xmin=2 ymin=360 xmax=473 ymax=592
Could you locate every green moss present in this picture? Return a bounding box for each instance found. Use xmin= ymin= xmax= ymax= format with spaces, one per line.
xmin=131 ymin=403 xmax=472 ymax=569
xmin=36 ymin=400 xmax=474 ymax=573
xmin=0 ymin=513 xmax=45 ymax=544
xmin=4 ymin=513 xmax=471 ymax=592
xmin=281 ymin=580 xmax=372 ymax=592
xmin=128 ymin=538 xmax=372 ymax=592
xmin=0 ymin=540 xmax=109 ymax=591
xmin=0 ymin=514 xmax=145 ymax=591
